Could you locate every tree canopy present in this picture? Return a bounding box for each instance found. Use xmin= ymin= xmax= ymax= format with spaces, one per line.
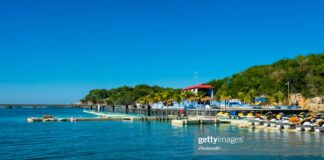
xmin=81 ymin=85 xmax=181 ymax=105
xmin=207 ymin=54 xmax=324 ymax=104
xmin=82 ymin=54 xmax=324 ymax=105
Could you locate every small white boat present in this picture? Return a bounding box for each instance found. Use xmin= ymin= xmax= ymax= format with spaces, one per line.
xmin=70 ymin=117 xmax=77 ymax=122
xmin=282 ymin=119 xmax=295 ymax=129
xmin=276 ymin=121 xmax=283 ymax=129
xmin=254 ymin=118 xmax=263 ymax=126
xmin=283 ymin=123 xmax=296 ymax=129
xmin=43 ymin=118 xmax=55 ymax=122
xmin=315 ymin=124 xmax=324 ymax=132
xmin=248 ymin=118 xmax=263 ymax=126
xmin=296 ymin=125 xmax=304 ymax=131
xmin=27 ymin=117 xmax=36 ymax=122
xmin=27 ymin=115 xmax=58 ymax=122
xmin=26 ymin=117 xmax=42 ymax=122
xmin=270 ymin=119 xmax=277 ymax=127
xmin=263 ymin=121 xmax=270 ymax=127
xmin=303 ymin=122 xmax=315 ymax=132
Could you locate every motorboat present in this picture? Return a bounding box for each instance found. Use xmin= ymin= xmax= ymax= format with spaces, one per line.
xmin=314 ymin=120 xmax=324 ymax=132
xmin=249 ymin=117 xmax=263 ymax=126
xmin=275 ymin=120 xmax=284 ymax=129
xmin=26 ymin=115 xmax=58 ymax=122
xmin=270 ymin=118 xmax=277 ymax=127
xmin=216 ymin=111 xmax=229 ymax=118
xmin=245 ymin=112 xmax=255 ymax=120
xmin=296 ymin=125 xmax=304 ymax=131
xmin=315 ymin=124 xmax=324 ymax=132
xmin=302 ymin=121 xmax=316 ymax=132
xmin=238 ymin=112 xmax=245 ymax=119
xmin=229 ymin=111 xmax=239 ymax=119
xmin=27 ymin=117 xmax=42 ymax=122
xmin=42 ymin=115 xmax=56 ymax=122
xmin=263 ymin=121 xmax=271 ymax=127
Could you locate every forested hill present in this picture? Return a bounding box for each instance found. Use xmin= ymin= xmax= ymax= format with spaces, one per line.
xmin=207 ymin=54 xmax=324 ymax=103
xmin=81 ymin=54 xmax=323 ymax=105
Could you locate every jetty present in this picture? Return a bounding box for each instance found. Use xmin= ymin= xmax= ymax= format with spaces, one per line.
xmin=25 ymin=109 xmax=324 ymax=133
xmin=0 ymin=104 xmax=91 ymax=108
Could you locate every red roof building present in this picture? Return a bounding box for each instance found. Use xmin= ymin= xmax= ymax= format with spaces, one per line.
xmin=182 ymin=84 xmax=213 ymax=91
xmin=182 ymin=84 xmax=214 ymax=99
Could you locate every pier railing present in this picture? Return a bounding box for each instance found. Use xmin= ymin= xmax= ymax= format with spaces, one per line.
xmin=97 ymin=106 xmax=308 ymax=116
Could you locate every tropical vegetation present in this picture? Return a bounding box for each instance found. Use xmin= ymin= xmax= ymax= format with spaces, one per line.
xmin=207 ymin=54 xmax=324 ymax=105
xmin=81 ymin=54 xmax=324 ymax=106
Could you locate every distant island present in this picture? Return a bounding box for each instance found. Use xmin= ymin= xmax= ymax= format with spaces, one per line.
xmin=81 ymin=54 xmax=324 ymax=112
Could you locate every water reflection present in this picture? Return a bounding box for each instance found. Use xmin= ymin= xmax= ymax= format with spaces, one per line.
xmin=191 ymin=123 xmax=324 ymax=156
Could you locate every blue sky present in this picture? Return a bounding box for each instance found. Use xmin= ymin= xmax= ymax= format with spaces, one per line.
xmin=0 ymin=0 xmax=323 ymax=103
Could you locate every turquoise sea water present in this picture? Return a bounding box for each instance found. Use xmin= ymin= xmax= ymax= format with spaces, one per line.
xmin=0 ymin=108 xmax=323 ymax=160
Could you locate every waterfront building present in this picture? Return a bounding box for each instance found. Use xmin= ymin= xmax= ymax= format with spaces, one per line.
xmin=182 ymin=84 xmax=214 ymax=108
xmin=182 ymin=84 xmax=214 ymax=98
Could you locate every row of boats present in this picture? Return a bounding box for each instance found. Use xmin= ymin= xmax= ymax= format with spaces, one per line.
xmin=216 ymin=111 xmax=324 ymax=132
xmin=26 ymin=115 xmax=77 ymax=122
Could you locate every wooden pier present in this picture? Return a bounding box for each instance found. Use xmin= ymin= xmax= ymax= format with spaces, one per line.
xmin=1 ymin=104 xmax=309 ymax=116
xmin=0 ymin=104 xmax=92 ymax=108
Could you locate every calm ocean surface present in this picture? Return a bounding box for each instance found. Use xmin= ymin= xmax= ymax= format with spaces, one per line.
xmin=0 ymin=108 xmax=323 ymax=160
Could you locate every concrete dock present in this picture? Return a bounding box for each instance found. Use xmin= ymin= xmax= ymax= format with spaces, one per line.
xmin=25 ymin=110 xmax=324 ymax=134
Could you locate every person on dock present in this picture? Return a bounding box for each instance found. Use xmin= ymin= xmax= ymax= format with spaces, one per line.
xmin=178 ymin=109 xmax=187 ymax=119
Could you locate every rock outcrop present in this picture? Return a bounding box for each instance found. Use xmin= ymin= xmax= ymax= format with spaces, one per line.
xmin=290 ymin=93 xmax=324 ymax=112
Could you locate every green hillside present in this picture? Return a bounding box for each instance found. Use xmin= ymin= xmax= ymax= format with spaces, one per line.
xmin=82 ymin=54 xmax=324 ymax=105
xmin=207 ymin=54 xmax=324 ymax=104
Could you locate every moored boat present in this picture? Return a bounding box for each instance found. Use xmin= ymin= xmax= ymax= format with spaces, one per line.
xmin=314 ymin=125 xmax=324 ymax=132
xmin=275 ymin=121 xmax=284 ymax=129
xmin=263 ymin=121 xmax=270 ymax=127
xmin=296 ymin=125 xmax=304 ymax=131
xmin=249 ymin=117 xmax=263 ymax=126
xmin=282 ymin=117 xmax=296 ymax=129
xmin=270 ymin=119 xmax=277 ymax=127
xmin=302 ymin=122 xmax=315 ymax=132
xmin=245 ymin=112 xmax=255 ymax=119
xmin=26 ymin=115 xmax=59 ymax=122
xmin=283 ymin=122 xmax=296 ymax=129
xmin=27 ymin=117 xmax=42 ymax=122
xmin=314 ymin=120 xmax=324 ymax=132
xmin=42 ymin=115 xmax=56 ymax=122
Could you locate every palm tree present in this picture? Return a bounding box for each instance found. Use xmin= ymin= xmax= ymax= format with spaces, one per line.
xmin=266 ymin=95 xmax=275 ymax=106
xmin=173 ymin=94 xmax=182 ymax=108
xmin=244 ymin=94 xmax=252 ymax=104
xmin=221 ymin=95 xmax=232 ymax=110
xmin=168 ymin=90 xmax=182 ymax=108
xmin=196 ymin=91 xmax=206 ymax=101
xmin=237 ymin=92 xmax=245 ymax=104
xmin=181 ymin=91 xmax=196 ymax=102
xmin=80 ymin=99 xmax=86 ymax=104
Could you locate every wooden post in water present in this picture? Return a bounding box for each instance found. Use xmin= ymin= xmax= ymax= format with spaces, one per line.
xmin=147 ymin=105 xmax=151 ymax=116
xmin=125 ymin=104 xmax=129 ymax=114
xmin=112 ymin=105 xmax=115 ymax=112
